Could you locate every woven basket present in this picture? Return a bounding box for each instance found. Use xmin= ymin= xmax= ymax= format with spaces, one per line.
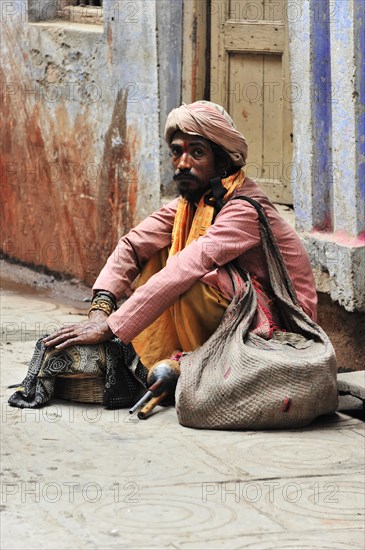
xmin=54 ymin=373 xmax=105 ymax=404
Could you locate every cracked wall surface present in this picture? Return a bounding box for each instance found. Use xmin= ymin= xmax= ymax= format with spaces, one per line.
xmin=1 ymin=0 xmax=162 ymax=284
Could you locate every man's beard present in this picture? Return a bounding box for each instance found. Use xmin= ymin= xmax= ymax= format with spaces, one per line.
xmin=177 ymin=185 xmax=201 ymax=203
xmin=173 ymin=170 xmax=207 ymax=203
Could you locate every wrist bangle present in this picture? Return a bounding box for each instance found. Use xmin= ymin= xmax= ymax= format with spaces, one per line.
xmin=93 ymin=291 xmax=117 ymax=310
xmin=88 ymin=293 xmax=117 ymax=318
xmin=88 ymin=303 xmax=113 ymax=317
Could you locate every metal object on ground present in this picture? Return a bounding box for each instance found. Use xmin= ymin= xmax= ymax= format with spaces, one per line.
xmin=128 ymin=379 xmax=163 ymax=415
xmin=129 ymin=359 xmax=181 ymax=419
xmin=128 ymin=390 xmax=153 ymax=415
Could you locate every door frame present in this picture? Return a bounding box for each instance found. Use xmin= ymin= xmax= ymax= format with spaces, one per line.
xmin=181 ymin=0 xmax=210 ymax=103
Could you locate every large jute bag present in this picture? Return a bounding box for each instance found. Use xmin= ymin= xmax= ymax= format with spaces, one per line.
xmin=176 ymin=196 xmax=338 ymax=430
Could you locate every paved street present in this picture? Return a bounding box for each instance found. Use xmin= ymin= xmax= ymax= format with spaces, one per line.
xmin=1 ymin=280 xmax=364 ymax=549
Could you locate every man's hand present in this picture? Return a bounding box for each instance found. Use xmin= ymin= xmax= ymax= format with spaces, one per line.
xmin=43 ymin=311 xmax=113 ymax=350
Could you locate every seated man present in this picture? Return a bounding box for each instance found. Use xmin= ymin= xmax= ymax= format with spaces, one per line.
xmin=43 ymin=101 xmax=317 ymax=387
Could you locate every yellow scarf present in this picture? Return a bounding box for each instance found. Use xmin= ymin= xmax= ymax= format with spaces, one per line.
xmin=170 ymin=169 xmax=245 ymax=256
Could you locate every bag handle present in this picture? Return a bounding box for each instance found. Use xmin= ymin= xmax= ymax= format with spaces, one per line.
xmin=229 ymin=195 xmax=301 ymax=308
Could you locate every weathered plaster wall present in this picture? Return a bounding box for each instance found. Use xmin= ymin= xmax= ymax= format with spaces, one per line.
xmin=1 ymin=0 xmax=161 ymax=285
xmin=288 ymin=0 xmax=365 ymax=311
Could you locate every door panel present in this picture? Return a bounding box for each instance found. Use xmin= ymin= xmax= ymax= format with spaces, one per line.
xmin=211 ymin=0 xmax=293 ymax=204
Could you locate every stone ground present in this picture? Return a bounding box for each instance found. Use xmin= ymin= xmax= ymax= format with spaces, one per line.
xmin=1 ymin=264 xmax=364 ymax=550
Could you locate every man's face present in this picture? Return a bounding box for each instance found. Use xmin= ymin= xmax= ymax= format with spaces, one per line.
xmin=170 ymin=131 xmax=218 ymax=203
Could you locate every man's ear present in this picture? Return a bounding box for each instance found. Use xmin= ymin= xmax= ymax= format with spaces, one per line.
xmin=222 ymin=161 xmax=231 ymax=176
xmin=217 ymin=158 xmax=231 ymax=177
xmin=211 ymin=142 xmax=232 ymax=176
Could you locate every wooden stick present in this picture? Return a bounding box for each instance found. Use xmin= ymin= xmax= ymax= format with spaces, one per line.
xmin=137 ymin=392 xmax=168 ymax=419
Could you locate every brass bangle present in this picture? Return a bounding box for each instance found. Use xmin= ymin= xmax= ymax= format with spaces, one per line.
xmin=88 ymin=302 xmax=113 ymax=318
xmin=88 ymin=293 xmax=117 ymax=318
xmin=93 ymin=291 xmax=117 ymax=311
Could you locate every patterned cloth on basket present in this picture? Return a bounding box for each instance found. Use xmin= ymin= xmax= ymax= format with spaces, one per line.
xmin=8 ymin=337 xmax=144 ymax=409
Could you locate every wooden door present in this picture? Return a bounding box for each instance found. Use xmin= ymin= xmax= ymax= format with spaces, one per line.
xmin=211 ymin=0 xmax=293 ymax=204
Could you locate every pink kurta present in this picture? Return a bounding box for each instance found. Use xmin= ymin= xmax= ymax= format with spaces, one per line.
xmin=93 ymin=178 xmax=317 ymax=343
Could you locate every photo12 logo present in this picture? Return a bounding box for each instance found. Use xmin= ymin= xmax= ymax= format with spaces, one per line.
xmin=202 ymin=480 xmax=339 ymax=504
xmin=1 ymin=480 xmax=140 ymax=504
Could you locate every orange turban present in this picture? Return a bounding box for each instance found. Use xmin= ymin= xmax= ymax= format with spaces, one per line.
xmin=164 ymin=100 xmax=248 ymax=166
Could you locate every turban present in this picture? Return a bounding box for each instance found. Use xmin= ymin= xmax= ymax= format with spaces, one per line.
xmin=164 ymin=100 xmax=248 ymax=166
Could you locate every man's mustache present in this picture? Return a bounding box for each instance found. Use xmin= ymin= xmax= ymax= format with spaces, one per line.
xmin=173 ymin=170 xmax=199 ymax=182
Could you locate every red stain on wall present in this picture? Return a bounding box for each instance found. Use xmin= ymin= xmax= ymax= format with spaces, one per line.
xmin=1 ymin=69 xmax=140 ymax=286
